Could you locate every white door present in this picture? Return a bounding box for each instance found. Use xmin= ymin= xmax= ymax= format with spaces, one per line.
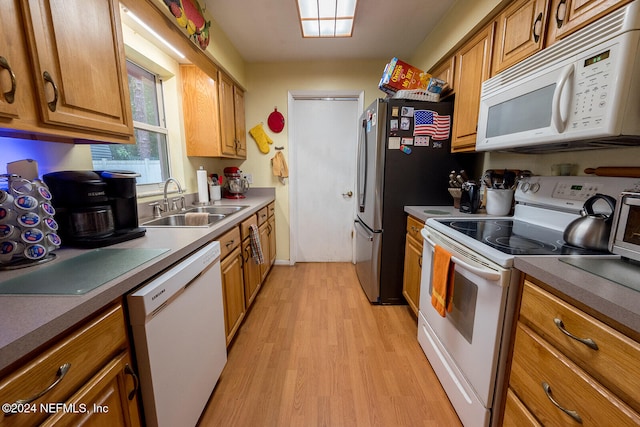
xmin=289 ymin=93 xmax=362 ymax=262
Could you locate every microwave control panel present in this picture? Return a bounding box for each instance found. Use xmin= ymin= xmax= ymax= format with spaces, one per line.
xmin=571 ymin=44 xmax=616 ymax=129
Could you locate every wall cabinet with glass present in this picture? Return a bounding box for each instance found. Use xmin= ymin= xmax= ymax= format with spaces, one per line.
xmin=1 ymin=0 xmax=135 ymax=143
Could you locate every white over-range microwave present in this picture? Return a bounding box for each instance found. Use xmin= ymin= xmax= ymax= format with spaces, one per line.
xmin=476 ymin=0 xmax=640 ymax=153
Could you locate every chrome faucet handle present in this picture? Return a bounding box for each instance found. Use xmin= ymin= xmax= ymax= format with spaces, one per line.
xmin=149 ymin=202 xmax=163 ymax=218
xmin=179 ymin=196 xmax=187 ymax=211
xmin=171 ymin=197 xmax=181 ymax=211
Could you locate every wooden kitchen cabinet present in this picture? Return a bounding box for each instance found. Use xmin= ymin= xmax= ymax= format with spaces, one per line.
xmin=20 ymin=0 xmax=134 ymax=141
xmin=180 ymin=64 xmax=223 ymax=157
xmin=429 ymin=56 xmax=456 ymax=95
xmin=267 ymin=215 xmax=276 ymax=267
xmin=218 ymin=71 xmax=246 ymax=159
xmin=492 ymin=0 xmax=550 ymax=75
xmin=0 ymin=0 xmax=28 ymax=120
xmin=258 ymin=220 xmax=271 ymax=282
xmin=402 ymin=215 xmax=424 ymax=317
xmin=219 ymin=226 xmax=246 ymax=346
xmin=0 ymin=302 xmax=141 ymax=427
xmin=546 ymin=0 xmax=631 ymax=45
xmin=451 ymin=22 xmax=494 ymax=152
xmin=240 ymin=215 xmax=262 ymax=308
xmin=503 ymin=277 xmax=640 ymax=425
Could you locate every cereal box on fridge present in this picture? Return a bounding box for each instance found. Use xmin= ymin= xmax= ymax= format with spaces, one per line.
xmin=378 ymin=58 xmax=431 ymax=95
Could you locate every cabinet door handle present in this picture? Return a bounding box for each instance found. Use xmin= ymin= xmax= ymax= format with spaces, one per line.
xmin=532 ymin=12 xmax=543 ymax=43
xmin=124 ymin=363 xmax=139 ymax=401
xmin=418 ymin=254 xmax=422 ymax=268
xmin=553 ymin=318 xmax=598 ymax=350
xmin=0 ymin=56 xmax=17 ymax=104
xmin=13 ymin=363 xmax=71 ymax=406
xmin=542 ymin=382 xmax=583 ymax=423
xmin=226 ymin=239 xmax=235 ymax=248
xmin=43 ymin=71 xmax=59 ymax=112
xmin=555 ymin=0 xmax=567 ymax=29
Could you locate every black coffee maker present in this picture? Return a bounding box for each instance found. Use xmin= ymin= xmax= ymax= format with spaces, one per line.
xmin=43 ymin=170 xmax=145 ymax=248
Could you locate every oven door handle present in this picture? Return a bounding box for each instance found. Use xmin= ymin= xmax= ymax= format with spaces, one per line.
xmin=423 ymin=230 xmax=502 ymax=281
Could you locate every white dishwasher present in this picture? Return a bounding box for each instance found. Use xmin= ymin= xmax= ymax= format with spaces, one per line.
xmin=127 ymin=241 xmax=226 ymax=427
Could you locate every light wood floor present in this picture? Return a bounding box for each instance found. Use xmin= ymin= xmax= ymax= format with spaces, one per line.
xmin=199 ymin=263 xmax=462 ymax=426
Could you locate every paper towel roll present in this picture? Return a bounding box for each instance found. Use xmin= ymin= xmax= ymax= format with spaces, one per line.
xmin=197 ymin=167 xmax=209 ymax=204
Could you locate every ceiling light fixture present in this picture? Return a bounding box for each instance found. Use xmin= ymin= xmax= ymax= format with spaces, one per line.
xmin=123 ymin=8 xmax=186 ymax=59
xmin=297 ymin=0 xmax=358 ymax=38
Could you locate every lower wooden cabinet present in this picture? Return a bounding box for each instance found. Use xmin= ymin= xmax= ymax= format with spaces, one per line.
xmin=219 ymin=226 xmax=245 ymax=346
xmin=0 ymin=302 xmax=141 ymax=427
xmin=402 ymin=215 xmax=424 ymax=317
xmin=503 ymin=277 xmax=640 ymax=425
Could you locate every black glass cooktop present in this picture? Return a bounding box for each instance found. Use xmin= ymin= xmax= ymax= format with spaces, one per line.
xmin=437 ymin=219 xmax=607 ymax=256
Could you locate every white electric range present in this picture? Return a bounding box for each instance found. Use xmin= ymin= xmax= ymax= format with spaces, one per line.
xmin=418 ymin=175 xmax=640 ymax=427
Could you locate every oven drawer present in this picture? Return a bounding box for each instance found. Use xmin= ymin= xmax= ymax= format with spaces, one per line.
xmin=510 ymin=322 xmax=640 ymax=426
xmin=519 ymin=280 xmax=640 ymax=414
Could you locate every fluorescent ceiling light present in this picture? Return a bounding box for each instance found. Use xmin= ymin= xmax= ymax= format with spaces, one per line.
xmin=297 ymin=0 xmax=357 ymax=38
xmin=124 ymin=8 xmax=185 ymax=59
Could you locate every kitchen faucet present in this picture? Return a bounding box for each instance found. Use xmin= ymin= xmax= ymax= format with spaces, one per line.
xmin=163 ymin=177 xmax=186 ymax=212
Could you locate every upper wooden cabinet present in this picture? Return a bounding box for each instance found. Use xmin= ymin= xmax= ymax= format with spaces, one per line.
xmin=0 ymin=0 xmax=27 ymax=120
xmin=219 ymin=71 xmax=246 ymax=159
xmin=492 ymin=0 xmax=550 ymax=75
xmin=547 ymin=0 xmax=631 ymax=44
xmin=21 ymin=0 xmax=134 ymax=140
xmin=180 ymin=64 xmax=223 ymax=157
xmin=451 ymin=22 xmax=494 ymax=153
xmin=429 ymin=55 xmax=456 ymax=95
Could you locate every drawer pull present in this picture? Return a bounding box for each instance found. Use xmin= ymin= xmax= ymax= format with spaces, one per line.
xmin=542 ymin=382 xmax=582 ymax=424
xmin=15 ymin=363 xmax=71 ymax=405
xmin=124 ymin=363 xmax=139 ymax=400
xmin=554 ymin=318 xmax=599 ymax=350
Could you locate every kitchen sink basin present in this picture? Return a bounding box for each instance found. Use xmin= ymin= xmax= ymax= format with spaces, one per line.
xmin=142 ymin=213 xmax=226 ymax=227
xmin=141 ymin=205 xmax=248 ymax=228
xmin=186 ymin=205 xmax=249 ymax=215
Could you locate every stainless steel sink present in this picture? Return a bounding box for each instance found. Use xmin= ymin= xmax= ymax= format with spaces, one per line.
xmin=142 ymin=213 xmax=226 ymax=227
xmin=187 ymin=205 xmax=248 ymax=215
xmin=141 ymin=205 xmax=248 ymax=228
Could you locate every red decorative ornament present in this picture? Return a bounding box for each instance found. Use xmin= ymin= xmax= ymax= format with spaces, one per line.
xmin=267 ymin=107 xmax=285 ymax=133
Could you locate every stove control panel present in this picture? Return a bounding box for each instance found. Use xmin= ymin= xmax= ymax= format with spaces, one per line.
xmin=552 ymin=182 xmax=602 ymax=201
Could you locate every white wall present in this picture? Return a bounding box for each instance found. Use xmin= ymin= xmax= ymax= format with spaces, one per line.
xmin=241 ymin=60 xmax=386 ymax=260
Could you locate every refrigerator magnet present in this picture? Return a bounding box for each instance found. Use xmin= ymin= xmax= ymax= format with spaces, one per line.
xmin=391 ymin=106 xmax=400 ymax=117
xmin=388 ymin=137 xmax=401 ymax=150
xmin=400 ymin=117 xmax=411 ymax=130
xmin=402 ymin=137 xmax=414 ymax=145
xmin=415 ymin=136 xmax=430 ymax=146
xmin=400 ymin=144 xmax=412 ymax=154
xmin=433 ymin=141 xmax=444 ymax=148
xmin=390 ymin=119 xmax=399 ymax=131
xmin=401 ymin=106 xmax=414 ymax=117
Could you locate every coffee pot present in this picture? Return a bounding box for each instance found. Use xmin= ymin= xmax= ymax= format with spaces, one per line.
xmin=222 ymin=167 xmax=249 ymax=199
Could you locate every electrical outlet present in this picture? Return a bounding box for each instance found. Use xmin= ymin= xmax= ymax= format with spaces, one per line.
xmin=243 ymin=173 xmax=253 ymax=184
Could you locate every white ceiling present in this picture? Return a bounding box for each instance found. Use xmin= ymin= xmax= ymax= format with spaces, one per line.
xmin=202 ymin=0 xmax=457 ymax=63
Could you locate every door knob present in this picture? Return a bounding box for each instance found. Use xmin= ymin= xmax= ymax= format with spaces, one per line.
xmin=342 ymin=191 xmax=353 ymax=197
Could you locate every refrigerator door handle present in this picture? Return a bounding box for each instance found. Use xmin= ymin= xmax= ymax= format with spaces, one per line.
xmin=354 ymin=219 xmax=374 ymax=241
xmin=357 ymin=118 xmax=368 ymax=213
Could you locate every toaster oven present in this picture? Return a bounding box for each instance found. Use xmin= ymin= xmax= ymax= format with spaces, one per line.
xmin=610 ymin=192 xmax=640 ymax=262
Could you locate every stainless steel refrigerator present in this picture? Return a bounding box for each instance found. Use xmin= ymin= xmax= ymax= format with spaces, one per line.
xmin=354 ymin=98 xmax=476 ymax=304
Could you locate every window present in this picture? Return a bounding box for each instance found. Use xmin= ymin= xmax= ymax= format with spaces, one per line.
xmin=91 ymin=61 xmax=170 ymax=186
